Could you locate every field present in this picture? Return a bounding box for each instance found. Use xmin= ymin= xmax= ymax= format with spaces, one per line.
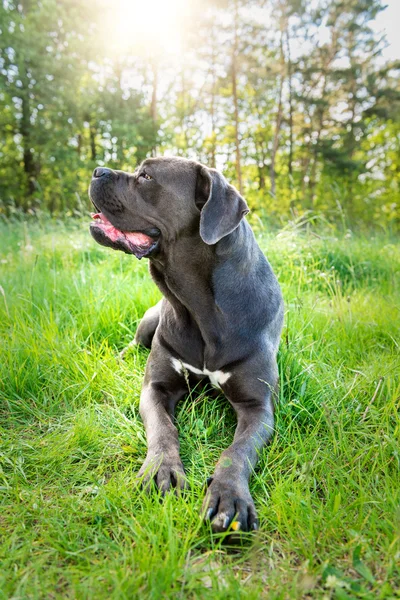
xmin=0 ymin=218 xmax=399 ymax=599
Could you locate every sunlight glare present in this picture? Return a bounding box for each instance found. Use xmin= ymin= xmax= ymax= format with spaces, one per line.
xmin=113 ymin=0 xmax=188 ymax=56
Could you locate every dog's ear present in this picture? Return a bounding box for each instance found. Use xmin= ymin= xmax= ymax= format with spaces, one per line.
xmin=195 ymin=166 xmax=249 ymax=245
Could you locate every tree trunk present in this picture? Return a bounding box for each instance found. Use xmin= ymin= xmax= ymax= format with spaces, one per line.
xmin=308 ymin=71 xmax=329 ymax=206
xmin=180 ymin=67 xmax=190 ymax=154
xmin=18 ymin=0 xmax=36 ymax=204
xmin=77 ymin=133 xmax=82 ymax=157
xmin=89 ymin=123 xmax=97 ymax=161
xmin=150 ymin=59 xmax=158 ymax=157
xmin=308 ymin=143 xmax=319 ymax=208
xmin=270 ymin=30 xmax=285 ymax=197
xmin=115 ymin=60 xmax=125 ymax=162
xmin=308 ymin=105 xmax=323 ymax=207
xmin=254 ymin=133 xmax=267 ymax=190
xmin=19 ymin=61 xmax=37 ymax=202
xmin=258 ymin=166 xmax=266 ymax=190
xmin=346 ymin=31 xmax=358 ymax=213
xmin=286 ymin=27 xmax=293 ymax=180
xmin=232 ymin=0 xmax=243 ymax=194
xmin=210 ymin=31 xmax=217 ymax=169
xmin=210 ymin=89 xmax=217 ymax=169
xmin=20 ymin=89 xmax=36 ymax=198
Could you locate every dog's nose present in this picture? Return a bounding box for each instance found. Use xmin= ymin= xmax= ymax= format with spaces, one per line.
xmin=93 ymin=167 xmax=112 ymax=178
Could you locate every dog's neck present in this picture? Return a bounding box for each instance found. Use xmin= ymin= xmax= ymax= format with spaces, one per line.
xmin=149 ymin=221 xmax=258 ymax=351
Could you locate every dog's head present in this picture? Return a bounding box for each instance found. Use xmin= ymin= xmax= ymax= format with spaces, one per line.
xmin=89 ymin=157 xmax=249 ymax=259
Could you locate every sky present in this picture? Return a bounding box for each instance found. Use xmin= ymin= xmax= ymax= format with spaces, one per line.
xmin=374 ymin=0 xmax=400 ymax=60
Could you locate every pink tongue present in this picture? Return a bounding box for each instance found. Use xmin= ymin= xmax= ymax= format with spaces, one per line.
xmin=91 ymin=213 xmax=153 ymax=246
xmin=125 ymin=231 xmax=153 ymax=245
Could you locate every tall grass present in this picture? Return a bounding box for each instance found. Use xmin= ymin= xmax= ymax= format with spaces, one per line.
xmin=0 ymin=219 xmax=399 ymax=598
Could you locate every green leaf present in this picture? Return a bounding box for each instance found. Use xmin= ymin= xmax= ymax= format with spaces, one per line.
xmin=352 ymin=545 xmax=375 ymax=584
xmin=335 ymin=590 xmax=354 ymax=600
xmin=121 ymin=445 xmax=136 ymax=454
xmin=333 ymin=492 xmax=341 ymax=514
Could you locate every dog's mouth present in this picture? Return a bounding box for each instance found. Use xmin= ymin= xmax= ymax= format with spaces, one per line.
xmin=90 ymin=212 xmax=160 ymax=259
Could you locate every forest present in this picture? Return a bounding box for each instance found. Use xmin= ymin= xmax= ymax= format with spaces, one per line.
xmin=0 ymin=0 xmax=399 ymax=228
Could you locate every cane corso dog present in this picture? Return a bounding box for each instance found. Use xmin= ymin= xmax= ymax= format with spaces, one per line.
xmin=89 ymin=157 xmax=283 ymax=533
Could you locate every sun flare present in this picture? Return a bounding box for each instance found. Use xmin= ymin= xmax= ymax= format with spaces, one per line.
xmin=112 ymin=0 xmax=188 ymax=56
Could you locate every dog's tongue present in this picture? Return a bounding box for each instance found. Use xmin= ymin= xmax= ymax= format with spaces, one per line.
xmin=91 ymin=212 xmax=154 ymax=246
xmin=125 ymin=231 xmax=154 ymax=245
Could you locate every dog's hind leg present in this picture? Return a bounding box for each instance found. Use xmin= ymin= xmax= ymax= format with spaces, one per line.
xmin=119 ymin=300 xmax=163 ymax=358
xmin=135 ymin=300 xmax=163 ymax=348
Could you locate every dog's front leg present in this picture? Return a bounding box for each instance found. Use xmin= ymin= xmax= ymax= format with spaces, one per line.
xmin=203 ymin=362 xmax=277 ymax=533
xmin=138 ymin=345 xmax=187 ymax=494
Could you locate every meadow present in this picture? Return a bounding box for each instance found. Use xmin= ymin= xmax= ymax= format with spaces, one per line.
xmin=0 ymin=217 xmax=399 ymax=599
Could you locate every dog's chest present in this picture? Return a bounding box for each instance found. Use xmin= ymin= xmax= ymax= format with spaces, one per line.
xmin=170 ymin=357 xmax=231 ymax=389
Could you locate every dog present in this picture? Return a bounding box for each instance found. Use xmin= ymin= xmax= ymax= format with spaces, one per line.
xmin=89 ymin=157 xmax=284 ymax=533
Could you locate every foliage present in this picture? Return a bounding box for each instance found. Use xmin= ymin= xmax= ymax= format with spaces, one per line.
xmin=0 ymin=0 xmax=399 ymax=228
xmin=0 ymin=219 xmax=399 ymax=597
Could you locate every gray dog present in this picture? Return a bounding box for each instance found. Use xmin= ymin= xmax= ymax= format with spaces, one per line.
xmin=89 ymin=157 xmax=283 ymax=533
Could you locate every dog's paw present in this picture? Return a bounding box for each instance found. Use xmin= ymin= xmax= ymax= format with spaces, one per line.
xmin=202 ymin=477 xmax=258 ymax=533
xmin=137 ymin=453 xmax=188 ymax=495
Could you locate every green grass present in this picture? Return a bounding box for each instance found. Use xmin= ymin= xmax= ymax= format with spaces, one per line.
xmin=0 ymin=218 xmax=399 ymax=599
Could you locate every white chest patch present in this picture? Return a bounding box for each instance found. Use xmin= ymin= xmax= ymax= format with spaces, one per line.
xmin=171 ymin=358 xmax=231 ymax=389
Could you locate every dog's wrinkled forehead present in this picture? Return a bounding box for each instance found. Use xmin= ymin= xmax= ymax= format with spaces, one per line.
xmin=139 ymin=157 xmax=198 ymax=193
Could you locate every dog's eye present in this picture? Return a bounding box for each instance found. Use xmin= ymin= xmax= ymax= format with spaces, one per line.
xmin=139 ymin=171 xmax=152 ymax=181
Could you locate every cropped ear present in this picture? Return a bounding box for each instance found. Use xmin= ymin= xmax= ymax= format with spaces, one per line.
xmin=195 ymin=166 xmax=249 ymax=245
